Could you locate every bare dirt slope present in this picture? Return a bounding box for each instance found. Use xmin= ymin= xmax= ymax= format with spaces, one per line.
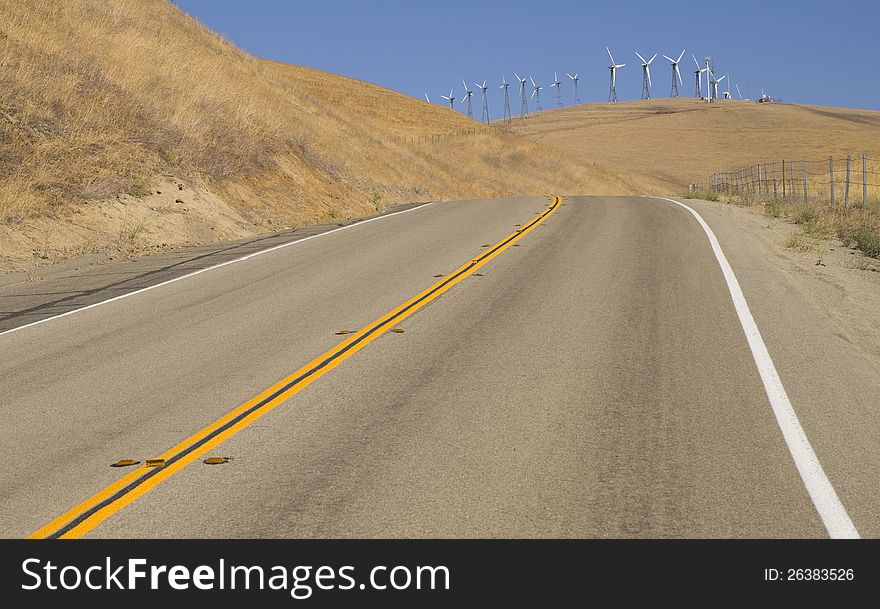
xmin=0 ymin=0 xmax=630 ymax=273
xmin=511 ymin=98 xmax=880 ymax=194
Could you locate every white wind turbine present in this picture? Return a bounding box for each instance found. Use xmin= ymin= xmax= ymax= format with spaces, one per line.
xmin=663 ymin=49 xmax=685 ymax=98
xmin=551 ymin=71 xmax=563 ymax=107
xmin=500 ymin=74 xmax=512 ymax=123
xmin=636 ymin=51 xmax=657 ymax=99
xmin=709 ymin=70 xmax=725 ymax=101
xmin=606 ymin=47 xmax=625 ymax=102
xmin=692 ymin=54 xmax=706 ymax=98
xmin=441 ymin=88 xmax=455 ymax=109
xmin=461 ymin=79 xmax=474 ymax=118
xmin=530 ymin=76 xmax=543 ymax=111
xmin=475 ymin=80 xmax=490 ymax=123
xmin=514 ymin=72 xmax=529 ymax=116
xmin=567 ymin=72 xmax=580 ymax=103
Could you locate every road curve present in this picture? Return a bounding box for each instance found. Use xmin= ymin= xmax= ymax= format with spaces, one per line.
xmin=1 ymin=195 xmax=877 ymax=538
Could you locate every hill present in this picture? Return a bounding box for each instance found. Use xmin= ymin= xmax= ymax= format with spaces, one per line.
xmin=0 ymin=0 xmax=630 ymax=272
xmin=510 ymin=98 xmax=880 ymax=194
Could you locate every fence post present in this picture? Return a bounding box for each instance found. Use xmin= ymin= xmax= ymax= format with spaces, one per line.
xmin=845 ymin=155 xmax=851 ymax=210
xmin=757 ymin=164 xmax=762 ymax=195
xmin=789 ymin=160 xmax=794 ymax=197
xmin=781 ymin=160 xmax=786 ymax=197
xmin=773 ymin=161 xmax=778 ymax=197
xmin=802 ymin=160 xmax=807 ymax=204
xmin=829 ymin=156 xmax=835 ymax=210
xmin=863 ymin=155 xmax=868 ymax=209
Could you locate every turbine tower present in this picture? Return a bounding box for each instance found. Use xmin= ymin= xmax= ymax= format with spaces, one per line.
xmin=551 ymin=71 xmax=563 ymax=107
xmin=663 ymin=49 xmax=685 ymax=98
xmin=441 ymin=88 xmax=455 ymax=109
xmin=461 ymin=79 xmax=474 ymax=118
xmin=636 ymin=52 xmax=656 ymax=100
xmin=704 ymin=57 xmax=713 ymax=101
xmin=500 ymin=75 xmax=512 ymax=123
xmin=530 ymin=76 xmax=543 ymax=111
xmin=606 ymin=47 xmax=625 ymax=102
xmin=567 ymin=72 xmax=580 ymax=103
xmin=475 ymin=80 xmax=489 ymax=123
xmin=515 ymin=73 xmax=529 ymax=116
xmin=692 ymin=54 xmax=702 ymax=98
xmin=709 ymin=70 xmax=725 ymax=102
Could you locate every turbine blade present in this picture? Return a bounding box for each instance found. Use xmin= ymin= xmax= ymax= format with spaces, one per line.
xmin=677 ymin=49 xmax=686 ymax=63
xmin=647 ymin=66 xmax=652 ymax=87
xmin=636 ymin=51 xmax=647 ymax=64
xmin=607 ymin=47 xmax=615 ymax=63
xmin=663 ymin=55 xmax=675 ymax=63
xmin=693 ymin=54 xmax=700 ymax=68
xmin=676 ymin=65 xmax=683 ymax=84
xmin=648 ymin=53 xmax=657 ymax=64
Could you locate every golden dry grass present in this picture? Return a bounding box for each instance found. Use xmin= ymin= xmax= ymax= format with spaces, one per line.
xmin=511 ymin=98 xmax=880 ymax=194
xmin=0 ymin=0 xmax=630 ymax=271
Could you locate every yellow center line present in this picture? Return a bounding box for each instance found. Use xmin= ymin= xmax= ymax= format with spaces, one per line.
xmin=30 ymin=195 xmax=562 ymax=539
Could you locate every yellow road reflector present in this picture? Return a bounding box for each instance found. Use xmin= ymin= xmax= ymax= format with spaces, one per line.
xmin=145 ymin=458 xmax=165 ymax=468
xmin=203 ymin=457 xmax=230 ymax=465
xmin=390 ymin=328 xmax=404 ymax=334
xmin=110 ymin=459 xmax=139 ymax=468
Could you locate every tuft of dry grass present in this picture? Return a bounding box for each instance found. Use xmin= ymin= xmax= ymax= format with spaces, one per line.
xmin=0 ymin=0 xmax=631 ymax=271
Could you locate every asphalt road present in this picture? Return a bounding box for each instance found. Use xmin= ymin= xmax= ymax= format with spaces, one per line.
xmin=1 ymin=196 xmax=878 ymax=539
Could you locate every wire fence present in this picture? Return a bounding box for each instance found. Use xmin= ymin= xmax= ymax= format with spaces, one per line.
xmin=697 ymin=156 xmax=880 ymax=210
xmin=390 ymin=124 xmax=509 ymax=145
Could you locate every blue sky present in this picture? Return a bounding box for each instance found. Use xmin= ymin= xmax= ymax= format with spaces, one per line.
xmin=176 ymin=0 xmax=879 ymax=116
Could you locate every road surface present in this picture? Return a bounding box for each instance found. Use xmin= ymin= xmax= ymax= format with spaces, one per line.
xmin=1 ymin=196 xmax=878 ymax=539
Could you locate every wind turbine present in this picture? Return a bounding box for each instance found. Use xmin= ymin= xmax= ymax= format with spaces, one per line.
xmin=692 ymin=54 xmax=704 ymax=98
xmin=475 ymin=80 xmax=489 ymax=123
xmin=551 ymin=71 xmax=563 ymax=107
xmin=663 ymin=49 xmax=685 ymax=98
xmin=709 ymin=70 xmax=725 ymax=101
xmin=515 ymin=72 xmax=529 ymax=116
xmin=636 ymin=51 xmax=657 ymax=100
xmin=441 ymin=88 xmax=455 ymax=109
xmin=461 ymin=80 xmax=474 ymax=118
xmin=530 ymin=76 xmax=543 ymax=111
xmin=500 ymin=74 xmax=512 ymax=123
xmin=606 ymin=47 xmax=625 ymax=102
xmin=567 ymin=72 xmax=580 ymax=103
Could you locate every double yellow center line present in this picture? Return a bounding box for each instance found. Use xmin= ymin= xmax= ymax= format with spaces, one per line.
xmin=31 ymin=196 xmax=562 ymax=539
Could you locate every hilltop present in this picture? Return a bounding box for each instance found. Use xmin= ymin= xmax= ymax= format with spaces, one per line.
xmin=510 ymin=98 xmax=880 ymax=193
xmin=0 ymin=0 xmax=629 ymax=272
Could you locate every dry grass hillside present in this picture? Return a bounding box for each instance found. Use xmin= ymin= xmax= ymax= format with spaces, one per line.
xmin=0 ymin=0 xmax=631 ymax=272
xmin=511 ymin=98 xmax=880 ymax=194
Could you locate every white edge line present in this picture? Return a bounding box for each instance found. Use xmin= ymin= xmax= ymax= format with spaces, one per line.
xmin=652 ymin=196 xmax=858 ymax=539
xmin=0 ymin=201 xmax=439 ymax=339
